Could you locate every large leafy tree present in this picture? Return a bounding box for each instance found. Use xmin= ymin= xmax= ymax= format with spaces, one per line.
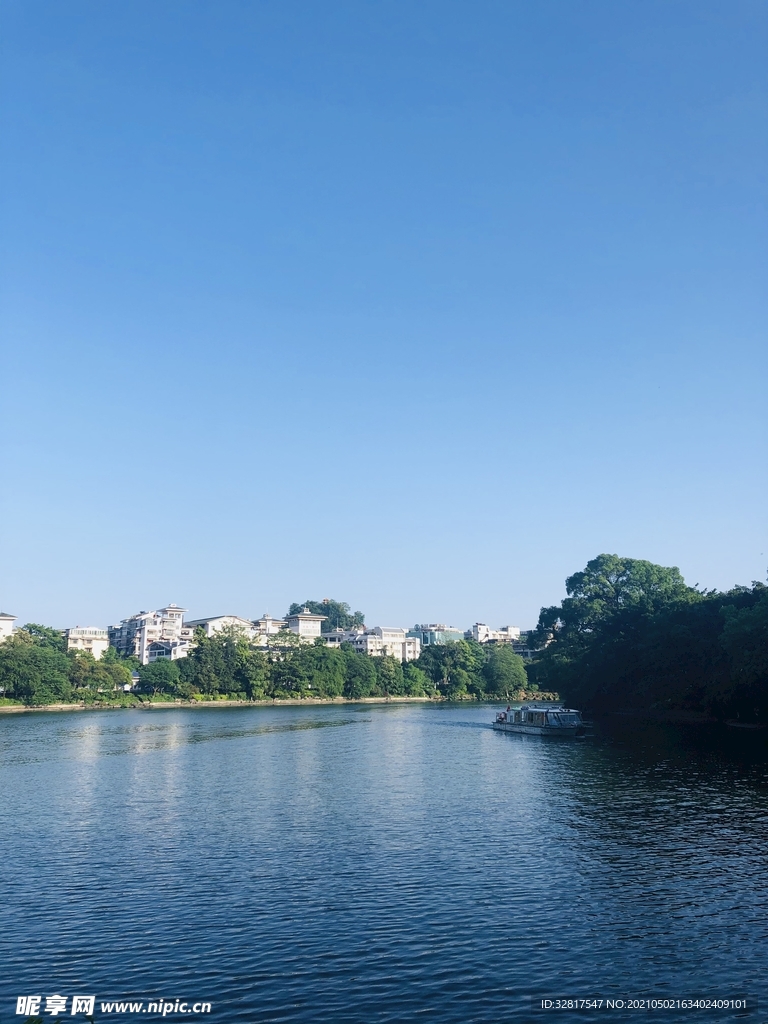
xmin=527 ymin=555 xmax=768 ymax=719
xmin=0 ymin=633 xmax=71 ymax=705
xmin=403 ymin=663 xmax=430 ymax=696
xmin=180 ymin=626 xmax=268 ymax=698
xmin=18 ymin=623 xmax=67 ymax=652
xmin=416 ymin=639 xmax=486 ymax=698
xmin=530 ymin=554 xmax=697 ymax=653
xmin=374 ymin=655 xmax=404 ymax=696
xmin=69 ymin=651 xmax=132 ymax=696
xmin=341 ymin=646 xmax=377 ymax=698
xmin=138 ymin=658 xmax=181 ymax=696
xmin=482 ymin=645 xmax=527 ymax=697
xmin=286 ymin=599 xmax=364 ymax=633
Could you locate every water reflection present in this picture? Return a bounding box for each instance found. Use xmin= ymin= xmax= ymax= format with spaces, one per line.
xmin=0 ymin=704 xmax=765 ymax=1024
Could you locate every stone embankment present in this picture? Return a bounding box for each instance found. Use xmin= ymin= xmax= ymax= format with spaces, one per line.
xmin=0 ymin=696 xmax=435 ymax=714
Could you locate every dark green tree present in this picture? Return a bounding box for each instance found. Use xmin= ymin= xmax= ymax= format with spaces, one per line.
xmin=374 ymin=655 xmax=404 ymax=695
xmin=300 ymin=644 xmax=346 ymax=697
xmin=415 ymin=640 xmax=486 ymax=698
xmin=482 ymin=645 xmax=528 ymax=697
xmin=18 ymin=623 xmax=67 ymax=652
xmin=286 ymin=599 xmax=365 ymax=633
xmin=0 ymin=633 xmax=71 ymax=705
xmin=527 ymin=556 xmax=768 ymax=719
xmin=403 ymin=663 xmax=430 ymax=696
xmin=138 ymin=659 xmax=181 ymax=696
xmin=341 ymin=646 xmax=377 ymax=698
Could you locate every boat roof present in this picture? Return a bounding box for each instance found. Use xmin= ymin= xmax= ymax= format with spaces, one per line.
xmin=513 ymin=704 xmax=580 ymax=712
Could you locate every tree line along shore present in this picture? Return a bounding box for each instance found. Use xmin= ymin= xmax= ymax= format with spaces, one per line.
xmin=0 ymin=620 xmax=542 ymax=708
xmin=1 ymin=554 xmax=765 ymax=723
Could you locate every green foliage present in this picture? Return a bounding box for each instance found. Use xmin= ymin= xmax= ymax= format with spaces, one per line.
xmin=374 ymin=655 xmax=404 ymax=695
xmin=180 ymin=627 xmax=269 ymax=698
xmin=528 ymin=555 xmax=768 ymax=722
xmin=403 ymin=663 xmax=430 ymax=696
xmin=0 ymin=633 xmax=72 ymax=704
xmin=416 ymin=639 xmax=492 ymax=698
xmin=69 ymin=651 xmax=132 ymax=698
xmin=18 ymin=623 xmax=67 ymax=652
xmin=102 ymin=645 xmax=140 ymax=671
xmin=483 ymin=644 xmax=528 ymax=696
xmin=0 ymin=626 xmax=139 ymax=705
xmin=0 ymin=612 xmax=553 ymax=707
xmin=342 ymin=646 xmax=378 ymax=698
xmin=138 ymin=658 xmax=181 ymax=695
xmin=529 ymin=554 xmax=698 ymax=655
xmin=287 ymin=599 xmax=365 ymax=633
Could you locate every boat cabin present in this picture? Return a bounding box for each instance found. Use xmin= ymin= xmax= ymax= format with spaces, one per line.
xmin=494 ymin=703 xmax=582 ymax=732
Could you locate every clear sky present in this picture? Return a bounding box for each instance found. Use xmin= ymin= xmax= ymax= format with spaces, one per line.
xmin=1 ymin=0 xmax=766 ymax=631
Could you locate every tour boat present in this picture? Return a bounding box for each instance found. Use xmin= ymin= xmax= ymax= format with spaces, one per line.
xmin=493 ymin=703 xmax=583 ymax=736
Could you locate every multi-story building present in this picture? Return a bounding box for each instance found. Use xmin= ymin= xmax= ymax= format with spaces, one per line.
xmin=147 ymin=640 xmax=192 ymax=662
xmin=407 ymin=623 xmax=465 ymax=646
xmin=252 ymin=614 xmax=287 ymax=641
xmin=321 ymin=627 xmax=359 ymax=648
xmin=468 ymin=623 xmax=521 ymax=644
xmin=185 ymin=615 xmax=254 ymax=637
xmin=285 ymin=608 xmax=326 ymax=640
xmin=65 ymin=627 xmax=110 ymax=660
xmin=108 ymin=604 xmax=191 ymax=664
xmin=0 ymin=612 xmax=16 ymax=643
xmin=323 ymin=626 xmax=420 ymax=662
xmin=510 ymin=633 xmax=533 ymax=660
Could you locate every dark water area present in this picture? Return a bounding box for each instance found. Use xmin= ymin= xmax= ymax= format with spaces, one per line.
xmin=1 ymin=703 xmax=766 ymax=1024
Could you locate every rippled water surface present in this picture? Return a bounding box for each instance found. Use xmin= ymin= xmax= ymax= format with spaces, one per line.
xmin=1 ymin=703 xmax=767 ymax=1023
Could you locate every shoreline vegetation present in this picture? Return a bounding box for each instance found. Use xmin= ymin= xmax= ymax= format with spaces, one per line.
xmin=0 ymin=692 xmax=559 ymax=714
xmin=0 ymin=615 xmax=547 ymax=709
xmin=1 ymin=555 xmax=765 ymax=725
xmin=526 ymin=555 xmax=767 ymax=727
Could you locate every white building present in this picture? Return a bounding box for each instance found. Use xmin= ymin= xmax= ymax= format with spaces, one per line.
xmin=0 ymin=612 xmax=16 ymax=643
xmin=147 ymin=640 xmax=192 ymax=662
xmin=468 ymin=624 xmax=521 ymax=643
xmin=65 ymin=627 xmax=110 ymax=660
xmin=252 ymin=614 xmax=287 ymax=640
xmin=108 ymin=604 xmax=191 ymax=664
xmin=322 ymin=627 xmax=362 ymax=649
xmin=407 ymin=624 xmax=465 ymax=646
xmin=185 ymin=615 xmax=254 ymax=637
xmin=323 ymin=626 xmax=420 ymax=662
xmin=285 ymin=607 xmax=326 ymax=640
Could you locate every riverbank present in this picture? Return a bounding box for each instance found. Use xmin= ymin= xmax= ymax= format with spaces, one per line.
xmin=0 ymin=695 xmax=437 ymax=714
xmin=603 ymin=709 xmax=719 ymax=724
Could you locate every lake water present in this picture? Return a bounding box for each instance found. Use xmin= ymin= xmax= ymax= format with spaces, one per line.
xmin=1 ymin=702 xmax=766 ymax=1023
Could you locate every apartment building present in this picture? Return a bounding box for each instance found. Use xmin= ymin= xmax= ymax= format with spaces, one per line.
xmin=147 ymin=640 xmax=193 ymax=662
xmin=0 ymin=612 xmax=16 ymax=643
xmin=285 ymin=608 xmax=326 ymax=640
xmin=252 ymin=614 xmax=288 ymax=642
xmin=323 ymin=626 xmax=420 ymax=662
xmin=185 ymin=615 xmax=255 ymax=637
xmin=407 ymin=623 xmax=465 ymax=646
xmin=468 ymin=623 xmax=521 ymax=643
xmin=108 ymin=604 xmax=192 ymax=664
xmin=65 ymin=627 xmax=110 ymax=660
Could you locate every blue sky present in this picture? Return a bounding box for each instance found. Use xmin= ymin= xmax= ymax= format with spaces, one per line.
xmin=1 ymin=0 xmax=766 ymax=630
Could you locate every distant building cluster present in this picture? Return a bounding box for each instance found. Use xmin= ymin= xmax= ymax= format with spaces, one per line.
xmin=0 ymin=606 xmax=531 ymax=664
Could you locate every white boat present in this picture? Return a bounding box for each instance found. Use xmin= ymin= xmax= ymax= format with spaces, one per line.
xmin=493 ymin=702 xmax=583 ymax=736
